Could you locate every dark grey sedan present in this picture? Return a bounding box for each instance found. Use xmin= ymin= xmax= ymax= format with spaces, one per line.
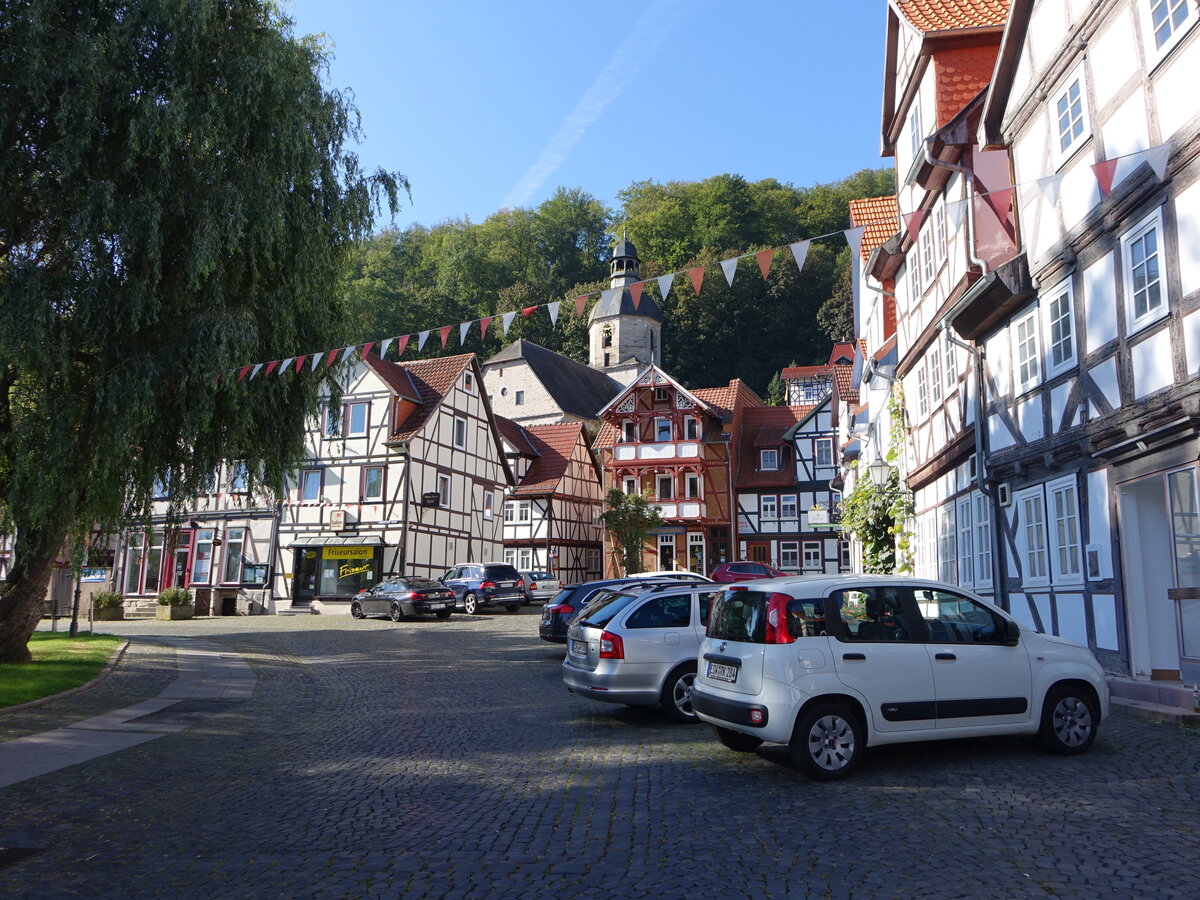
xmin=351 ymin=577 xmax=456 ymax=621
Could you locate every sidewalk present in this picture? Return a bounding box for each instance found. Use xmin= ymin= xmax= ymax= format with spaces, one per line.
xmin=0 ymin=638 xmax=256 ymax=790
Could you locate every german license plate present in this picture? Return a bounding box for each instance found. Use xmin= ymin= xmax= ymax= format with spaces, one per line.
xmin=569 ymin=639 xmax=588 ymax=657
xmin=707 ymin=662 xmax=738 ymax=683
xmin=427 ymin=603 xmax=445 ymax=610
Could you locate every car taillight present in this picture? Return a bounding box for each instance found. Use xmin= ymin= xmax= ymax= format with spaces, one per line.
xmin=405 ymin=592 xmax=419 ymax=599
xmin=517 ymin=578 xmax=525 ymax=588
xmin=549 ymin=604 xmax=573 ymax=615
xmin=763 ymin=592 xmax=794 ymax=644
xmin=599 ymin=631 xmax=624 ymax=659
xmin=480 ymin=581 xmax=497 ymax=590
xmin=529 ymin=582 xmax=538 ymax=590
xmin=729 ymin=585 xmax=748 ymax=592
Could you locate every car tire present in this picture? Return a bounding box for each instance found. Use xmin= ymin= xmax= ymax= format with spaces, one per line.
xmin=1037 ymin=684 xmax=1099 ymax=755
xmin=389 ymin=602 xmax=405 ymax=622
xmin=659 ymin=664 xmax=698 ymax=723
xmin=504 ymin=602 xmax=521 ymax=613
xmin=435 ymin=609 xmax=452 ymax=620
xmin=462 ymin=593 xmax=478 ymax=615
xmin=712 ymin=725 xmax=763 ymax=753
xmin=350 ymin=601 xmax=365 ymax=620
xmin=789 ymin=702 xmax=864 ymax=781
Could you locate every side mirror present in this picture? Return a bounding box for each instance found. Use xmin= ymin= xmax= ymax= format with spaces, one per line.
xmin=1004 ymin=618 xmax=1020 ymax=647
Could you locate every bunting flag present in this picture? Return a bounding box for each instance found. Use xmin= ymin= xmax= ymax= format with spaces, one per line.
xmin=657 ymin=273 xmax=675 ymax=302
xmin=438 ymin=325 xmax=452 ymax=348
xmin=1036 ymin=174 xmax=1064 ymax=208
xmin=1143 ymin=142 xmax=1171 ymax=180
xmin=418 ymin=330 xmax=430 ymax=351
xmin=547 ymin=300 xmax=560 ymax=326
xmin=756 ymin=248 xmax=774 ymax=280
xmin=326 ymin=349 xmax=341 ymax=367
xmin=459 ymin=321 xmax=471 ymax=345
xmin=237 ymin=365 xmax=252 ymax=383
xmin=903 ymin=209 xmax=927 ymax=243
xmin=294 ymin=356 xmax=306 ymax=373
xmin=501 ymin=311 xmax=516 ymax=336
xmin=789 ymin=240 xmax=810 ymax=274
xmin=720 ymin=256 xmax=739 ymax=287
xmin=573 ymin=296 xmax=588 ymax=318
xmin=250 ymin=363 xmax=264 ymax=380
xmin=843 ymin=225 xmax=866 ymax=257
xmin=688 ymin=266 xmax=704 ymax=295
xmin=341 ymin=346 xmax=357 ymax=363
xmin=264 ymin=360 xmax=280 ymax=377
xmin=946 ymin=197 xmax=968 ymax=231
xmin=395 ymin=334 xmax=410 ymax=357
xmin=1092 ymin=158 xmax=1119 ymax=198
xmin=310 ymin=352 xmax=324 ymax=370
xmin=629 ymin=282 xmax=644 ymax=310
xmin=522 ymin=305 xmax=538 ymax=317
xmin=360 ymin=342 xmax=375 ymax=360
xmin=480 ymin=316 xmax=493 ymax=341
xmin=280 ymin=357 xmax=293 ymax=373
xmin=379 ymin=338 xmax=393 ymax=360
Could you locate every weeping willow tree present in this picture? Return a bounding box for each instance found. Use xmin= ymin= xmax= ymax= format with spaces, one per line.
xmin=0 ymin=0 xmax=404 ymax=662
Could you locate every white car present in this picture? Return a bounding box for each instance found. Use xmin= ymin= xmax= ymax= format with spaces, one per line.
xmin=692 ymin=575 xmax=1109 ymax=780
xmin=520 ymin=571 xmax=562 ymax=604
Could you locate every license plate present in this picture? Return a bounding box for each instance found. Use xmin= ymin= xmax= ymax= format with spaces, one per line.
xmin=707 ymin=662 xmax=738 ymax=683
xmin=569 ymin=639 xmax=588 ymax=657
xmin=427 ymin=603 xmax=445 ymax=610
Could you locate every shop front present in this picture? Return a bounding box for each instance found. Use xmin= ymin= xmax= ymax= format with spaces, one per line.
xmin=290 ymin=539 xmax=384 ymax=611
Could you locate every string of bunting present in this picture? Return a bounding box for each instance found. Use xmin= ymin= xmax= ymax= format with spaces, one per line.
xmin=222 ymin=140 xmax=1171 ymax=384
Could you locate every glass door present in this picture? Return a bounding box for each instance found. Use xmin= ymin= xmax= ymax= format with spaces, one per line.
xmin=1168 ymin=469 xmax=1200 ymax=661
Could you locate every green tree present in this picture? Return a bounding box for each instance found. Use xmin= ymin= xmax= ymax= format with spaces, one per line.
xmin=765 ymin=371 xmax=786 ymax=406
xmin=0 ymin=0 xmax=401 ymax=662
xmin=600 ymin=489 xmax=663 ymax=576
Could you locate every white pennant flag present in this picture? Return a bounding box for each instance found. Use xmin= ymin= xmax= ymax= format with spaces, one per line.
xmin=1036 ymin=174 xmax=1064 ymax=208
xmin=418 ymin=330 xmax=430 ymax=351
xmin=946 ymin=197 xmax=968 ymax=231
xmin=789 ymin=240 xmax=810 ymax=274
xmin=250 ymin=363 xmax=264 ymax=380
xmin=720 ymin=257 xmax=739 ymax=287
xmin=656 ymin=273 xmax=675 ymax=301
xmin=501 ymin=311 xmax=517 ymax=336
xmin=280 ymin=357 xmax=293 ymax=373
xmin=843 ymin=225 xmax=866 ymax=258
xmin=342 ymin=346 xmax=357 ymax=362
xmin=547 ymin=301 xmax=560 ymax=326
xmin=310 ymin=352 xmax=324 ymax=371
xmin=459 ymin=321 xmax=472 ymax=345
xmin=1142 ymin=142 xmax=1171 ymax=181
xmin=379 ymin=338 xmax=393 ymax=360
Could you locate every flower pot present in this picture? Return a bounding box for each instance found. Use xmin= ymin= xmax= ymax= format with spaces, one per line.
xmin=156 ymin=604 xmax=195 ymax=621
xmin=94 ymin=607 xmax=125 ymax=621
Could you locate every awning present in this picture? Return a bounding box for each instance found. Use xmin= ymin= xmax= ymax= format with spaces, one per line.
xmin=286 ymin=535 xmax=385 ymax=548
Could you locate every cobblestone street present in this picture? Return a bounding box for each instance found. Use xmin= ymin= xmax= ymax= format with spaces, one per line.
xmin=1 ymin=610 xmax=1198 ymax=899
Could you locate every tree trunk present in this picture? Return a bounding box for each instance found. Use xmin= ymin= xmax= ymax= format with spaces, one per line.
xmin=0 ymin=528 xmax=64 ymax=664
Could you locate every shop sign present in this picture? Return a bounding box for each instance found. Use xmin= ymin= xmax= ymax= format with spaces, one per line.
xmin=329 ymin=509 xmax=346 ymax=530
xmin=324 ymin=546 xmax=374 ymax=560
xmin=808 ymin=504 xmax=830 ymax=526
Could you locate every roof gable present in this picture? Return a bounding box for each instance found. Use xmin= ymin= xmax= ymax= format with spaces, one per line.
xmin=511 ymin=422 xmax=591 ymax=497
xmin=484 ymin=339 xmax=618 ymax=420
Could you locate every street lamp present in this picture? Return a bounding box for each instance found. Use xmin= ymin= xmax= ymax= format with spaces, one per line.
xmin=868 ymin=458 xmax=892 ymax=484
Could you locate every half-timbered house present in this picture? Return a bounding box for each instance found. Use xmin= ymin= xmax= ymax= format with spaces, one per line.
xmin=495 ymin=418 xmax=605 ymax=584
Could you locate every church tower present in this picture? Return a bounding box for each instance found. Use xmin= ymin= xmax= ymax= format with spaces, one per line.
xmin=588 ymin=237 xmax=663 ymax=385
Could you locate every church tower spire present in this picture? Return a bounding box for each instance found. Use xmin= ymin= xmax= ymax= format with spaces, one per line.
xmin=588 ymin=236 xmax=662 ymax=385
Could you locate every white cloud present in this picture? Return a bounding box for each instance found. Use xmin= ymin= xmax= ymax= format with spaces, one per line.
xmin=499 ymin=0 xmax=680 ymax=210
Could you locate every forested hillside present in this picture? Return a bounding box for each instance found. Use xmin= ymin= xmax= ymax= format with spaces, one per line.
xmin=341 ymin=169 xmax=893 ymax=396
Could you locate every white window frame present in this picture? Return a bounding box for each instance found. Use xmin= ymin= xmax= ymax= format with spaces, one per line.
xmin=1013 ymin=307 xmax=1040 ymax=395
xmin=655 ymin=417 xmax=672 ymax=442
xmin=503 ymin=501 xmax=515 ymax=523
xmin=929 ymin=349 xmax=943 ymax=407
xmin=944 ymin=333 xmax=956 ymax=393
xmin=345 ymin=401 xmax=369 ymax=438
xmin=300 ymin=468 xmax=322 ymax=503
xmin=937 ymin=504 xmax=957 ymax=584
xmin=191 ymin=529 xmax=215 ymax=585
xmin=684 ymin=416 xmax=699 ymax=441
xmin=1015 ymin=486 xmax=1050 ymax=587
xmin=437 ymin=474 xmax=451 ymax=508
xmin=483 ymin=492 xmax=494 ymax=520
xmin=802 ymin=541 xmax=822 ymax=571
xmin=656 ymin=474 xmax=674 ymax=500
xmin=920 ymin=220 xmax=935 ymax=285
xmin=780 ymin=494 xmax=798 ymax=519
xmin=909 ymin=102 xmax=922 ymax=161
xmin=780 ymin=541 xmax=800 ymax=570
xmin=654 ymin=387 xmax=670 ymax=402
xmin=504 ymin=548 xmax=516 ymax=567
xmin=956 ymin=496 xmax=974 ymax=588
xmin=973 ymin=492 xmax=993 ymax=588
xmin=623 ymin=477 xmax=637 ymax=495
xmin=1141 ymin=0 xmax=1197 ymax=66
xmin=518 ymin=548 xmax=533 ymax=570
xmin=1042 ymin=278 xmax=1077 ymax=378
xmin=514 ymin=390 xmax=525 ymax=406
xmin=815 ymin=438 xmax=833 ymax=468
xmin=1050 ymin=65 xmax=1090 ymax=166
xmin=934 ymin=203 xmax=947 ymax=264
xmin=230 ymin=461 xmax=249 ymax=494
xmin=685 ymin=473 xmax=701 ymax=500
xmin=517 ymin=500 xmax=531 ymax=522
xmin=760 ymin=495 xmax=778 ymax=520
xmin=908 ymin=256 xmax=921 ymax=305
xmin=759 ymin=449 xmax=778 ymax=471
xmin=453 ymin=416 xmax=468 ymax=450
xmin=1122 ymin=207 xmax=1168 ymax=335
xmin=1048 ymin=475 xmax=1084 ymax=584
xmin=221 ymin=527 xmax=245 ymax=585
xmin=622 ymin=420 xmax=636 ymax=443
xmin=362 ymin=466 xmax=384 ymax=504
xmin=916 ymin=363 xmax=929 ymax=418
xmin=463 ymin=370 xmax=475 ymax=394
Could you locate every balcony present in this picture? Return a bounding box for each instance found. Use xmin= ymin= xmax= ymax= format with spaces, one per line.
xmin=614 ymin=441 xmax=700 ymax=462
xmin=653 ymin=500 xmax=703 ymax=519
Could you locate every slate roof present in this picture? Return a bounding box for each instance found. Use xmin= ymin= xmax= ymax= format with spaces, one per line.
xmin=849 ymin=196 xmax=900 ymax=262
xmin=587 ymin=285 xmax=663 ymax=323
xmin=365 ymin=353 xmax=474 ymax=441
xmin=483 ymin=339 xmax=619 ymax=421
xmin=511 ymin=422 xmax=590 ymax=498
xmin=896 ymin=0 xmax=1008 ymax=32
xmin=736 ymin=406 xmax=817 ymax=489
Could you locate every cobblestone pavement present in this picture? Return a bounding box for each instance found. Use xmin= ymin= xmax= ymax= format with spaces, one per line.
xmin=2 ymin=609 xmax=1198 ymax=899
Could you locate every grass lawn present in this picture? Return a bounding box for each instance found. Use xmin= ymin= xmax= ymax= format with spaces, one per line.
xmin=0 ymin=632 xmax=124 ymax=709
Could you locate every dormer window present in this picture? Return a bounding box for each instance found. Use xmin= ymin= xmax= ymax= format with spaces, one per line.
xmin=463 ymin=371 xmax=475 ymax=394
xmin=760 ymin=449 xmax=779 ymax=470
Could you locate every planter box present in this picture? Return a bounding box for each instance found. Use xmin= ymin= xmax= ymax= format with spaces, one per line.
xmin=94 ymin=607 xmax=125 ymax=621
xmin=156 ymin=605 xmax=195 ymax=621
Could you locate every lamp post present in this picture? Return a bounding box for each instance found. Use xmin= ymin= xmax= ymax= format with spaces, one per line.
xmin=868 ymin=458 xmax=892 ymax=485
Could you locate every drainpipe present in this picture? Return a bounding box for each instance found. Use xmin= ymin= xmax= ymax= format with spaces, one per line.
xmin=923 ymin=141 xmax=988 ymax=276
xmin=397 ymin=446 xmax=412 ymax=574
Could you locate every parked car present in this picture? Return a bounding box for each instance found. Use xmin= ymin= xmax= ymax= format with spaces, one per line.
xmin=710 ymin=561 xmax=787 ymax=582
xmin=692 ymin=575 xmax=1108 ymax=780
xmin=351 ymin=577 xmax=456 ymax=621
xmin=563 ymin=583 xmax=721 ymax=721
xmin=440 ymin=563 xmax=525 ymax=614
xmin=521 ymin=571 xmax=561 ymax=604
xmin=539 ymin=573 xmax=710 ymax=644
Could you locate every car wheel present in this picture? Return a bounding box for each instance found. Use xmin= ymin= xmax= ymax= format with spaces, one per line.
xmin=350 ymin=601 xmax=365 ymax=620
xmin=789 ymin=702 xmax=864 ymax=780
xmin=712 ymin=724 xmax=763 ymax=752
xmin=660 ymin=664 xmax=698 ymax=723
xmin=462 ymin=593 xmax=478 ymax=615
xmin=389 ymin=602 xmax=405 ymax=622
xmin=504 ymin=602 xmax=521 ymax=613
xmin=435 ymin=609 xmax=452 ymax=620
xmin=1037 ymin=684 xmax=1099 ymax=755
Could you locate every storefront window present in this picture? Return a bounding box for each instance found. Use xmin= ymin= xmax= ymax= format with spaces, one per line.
xmin=320 ymin=546 xmax=380 ymax=597
xmin=192 ymin=530 xmax=214 ymax=584
xmin=124 ymin=537 xmax=144 ymax=594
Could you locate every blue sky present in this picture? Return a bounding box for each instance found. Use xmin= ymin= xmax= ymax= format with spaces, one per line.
xmin=285 ymin=0 xmax=888 ymax=229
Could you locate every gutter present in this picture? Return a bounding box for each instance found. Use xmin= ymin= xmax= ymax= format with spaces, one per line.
xmin=923 ymin=140 xmax=988 ymax=275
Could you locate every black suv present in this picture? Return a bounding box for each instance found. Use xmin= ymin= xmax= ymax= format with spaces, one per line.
xmin=441 ymin=563 xmax=526 ymax=614
xmin=539 ymin=575 xmax=710 ymax=643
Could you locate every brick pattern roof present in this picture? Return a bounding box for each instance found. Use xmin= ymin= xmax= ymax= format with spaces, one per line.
xmin=933 ymin=45 xmax=998 ymax=127
xmin=494 ymin=415 xmax=540 ymax=458
xmin=896 ymin=0 xmax=1008 ymax=32
xmin=511 ymin=422 xmax=587 ymax=497
xmin=692 ymin=379 xmax=764 ymax=424
xmin=365 ymin=353 xmax=474 ymax=441
xmin=849 ymin=195 xmax=899 ymax=262
xmin=736 ymin=406 xmax=816 ymax=488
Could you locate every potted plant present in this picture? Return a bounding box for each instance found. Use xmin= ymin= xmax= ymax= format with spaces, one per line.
xmin=92 ymin=590 xmax=125 ymax=621
xmin=156 ymin=587 xmax=195 ymax=621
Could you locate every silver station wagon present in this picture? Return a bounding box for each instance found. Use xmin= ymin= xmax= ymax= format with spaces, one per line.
xmin=562 ymin=583 xmax=721 ymax=722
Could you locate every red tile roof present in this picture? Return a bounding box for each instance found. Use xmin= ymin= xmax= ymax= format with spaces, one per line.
xmin=511 ymin=422 xmax=588 ymax=497
xmin=692 ymin=379 xmax=764 ymax=423
xmin=828 ymin=342 xmax=856 ymax=366
xmin=365 ymin=353 xmax=474 ymax=441
xmin=849 ymin=196 xmax=899 ymax=262
xmin=833 ymin=364 xmax=855 ymax=402
xmin=933 ymin=45 xmax=998 ymax=126
xmin=736 ymin=406 xmax=816 ymax=488
xmin=896 ymin=0 xmax=1008 ymax=32
xmin=593 ymin=420 xmax=617 ymax=451
xmin=494 ymin=415 xmax=540 ymax=457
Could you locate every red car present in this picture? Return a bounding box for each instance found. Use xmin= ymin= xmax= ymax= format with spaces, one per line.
xmin=710 ymin=561 xmax=788 ymax=582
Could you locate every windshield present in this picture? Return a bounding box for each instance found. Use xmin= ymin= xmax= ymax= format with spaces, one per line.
xmin=483 ymin=565 xmax=521 ymax=580
xmin=578 ymin=592 xmax=641 ymax=628
xmin=397 ymin=577 xmax=443 ymax=591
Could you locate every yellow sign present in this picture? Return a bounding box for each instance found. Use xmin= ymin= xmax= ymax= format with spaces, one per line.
xmin=324 ymin=546 xmax=373 ymax=560
xmin=339 ymin=562 xmax=372 ymax=579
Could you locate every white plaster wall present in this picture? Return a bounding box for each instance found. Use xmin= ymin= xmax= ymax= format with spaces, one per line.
xmin=1153 ymin=36 xmax=1200 ymax=140
xmin=1087 ymin=468 xmax=1114 ymax=580
xmin=1049 ymin=379 xmax=1073 ymax=433
xmin=1056 ymin=593 xmax=1088 ymax=645
xmin=1028 ymin=1 xmax=1068 ymax=73
xmin=1177 ymin=179 xmax=1200 ymax=299
xmin=1092 ymin=593 xmax=1119 ymax=651
xmin=1090 ymin=6 xmax=1137 ymax=111
xmin=1131 ymin=328 xmax=1174 ymax=398
xmin=985 ymin=329 xmax=1010 ymax=399
xmin=1017 ymin=395 xmax=1044 ymax=443
xmin=1031 ymin=593 xmax=1053 ymax=634
xmin=1183 ymin=307 xmax=1200 ymax=375
xmin=1059 ymin=150 xmax=1102 ymax=231
xmin=1088 ymin=356 xmax=1121 ymax=408
xmin=1103 ymin=88 xmax=1151 ymax=191
xmin=1083 ymin=252 xmax=1118 ymax=354
xmin=989 ymin=412 xmax=1015 ymax=452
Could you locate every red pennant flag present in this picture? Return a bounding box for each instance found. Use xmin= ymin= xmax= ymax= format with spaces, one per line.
xmin=522 ymin=305 xmax=538 ymax=318
xmin=326 ymin=349 xmax=339 ymax=368
xmin=688 ymin=267 xmax=704 ymax=295
xmin=237 ymin=365 xmax=251 ymax=383
xmin=438 ymin=325 xmax=452 ymax=348
xmin=574 ymin=295 xmax=588 ymax=318
xmin=294 ymin=355 xmax=306 ymax=373
xmin=480 ymin=317 xmax=493 ymax=341
xmin=361 ymin=342 xmax=375 ymax=359
xmin=985 ymin=186 xmax=1014 ymax=223
xmin=264 ymin=360 xmax=279 ymax=377
xmin=756 ymin=249 xmax=775 ymax=280
xmin=629 ymin=282 xmax=644 ymax=311
xmin=1092 ymin=158 xmax=1119 ymax=198
xmin=396 ymin=335 xmax=410 ymax=357
xmin=903 ymin=208 xmax=927 ymax=243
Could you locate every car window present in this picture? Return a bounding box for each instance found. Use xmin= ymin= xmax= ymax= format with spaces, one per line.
xmin=707 ymin=590 xmax=768 ymax=643
xmin=399 ymin=577 xmax=442 ymax=591
xmin=786 ymin=597 xmax=828 ymax=637
xmin=748 ymin=564 xmax=767 ymax=575
xmin=914 ymin=588 xmax=1003 ymax=643
xmin=442 ymin=569 xmax=457 ymax=580
xmin=626 ymin=594 xmax=691 ymax=629
xmin=831 ymin=587 xmax=914 ymax=642
xmin=578 ymin=592 xmax=640 ymax=628
xmin=698 ymin=591 xmax=719 ymax=627
xmin=484 ymin=564 xmax=520 ymax=580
